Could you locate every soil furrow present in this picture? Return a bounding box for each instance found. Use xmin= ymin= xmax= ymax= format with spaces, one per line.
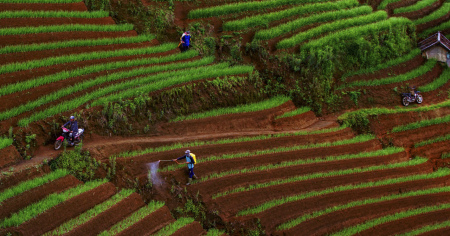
xmin=393 ymin=1 xmax=443 ymax=20
xmin=271 ymin=176 xmax=449 ymax=235
xmin=65 ymin=192 xmax=145 ymax=236
xmin=116 ymin=206 xmax=174 ymax=236
xmin=0 ymin=175 xmax=81 ymax=219
xmin=417 ymin=11 xmax=450 ymax=33
xmin=0 ymin=165 xmax=50 ymax=192
xmin=412 ymin=140 xmax=450 ymax=159
xmin=389 ymin=123 xmax=450 ymax=146
xmin=12 ymin=182 xmax=116 ymax=236
xmin=420 ymin=227 xmax=450 ymax=236
xmin=0 ymin=17 xmax=116 ymax=29
xmin=171 ymin=221 xmax=205 ymax=236
xmin=0 ymin=3 xmax=88 ymax=12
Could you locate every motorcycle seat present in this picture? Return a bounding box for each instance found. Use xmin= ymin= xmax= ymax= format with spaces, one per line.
xmin=401 ymin=93 xmax=411 ymax=96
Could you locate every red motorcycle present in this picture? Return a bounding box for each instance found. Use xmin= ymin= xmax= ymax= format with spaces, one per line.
xmin=54 ymin=127 xmax=84 ymax=150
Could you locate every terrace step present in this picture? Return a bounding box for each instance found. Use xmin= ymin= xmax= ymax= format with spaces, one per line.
xmin=65 ymin=192 xmax=145 ymax=236
xmin=171 ymin=221 xmax=206 ymax=236
xmin=0 ymin=165 xmax=50 ymax=192
xmin=412 ymin=140 xmax=450 ymax=159
xmin=393 ymin=0 xmax=443 ymax=20
xmin=0 ymin=17 xmax=116 ymax=29
xmin=116 ymin=206 xmax=174 ymax=236
xmin=389 ymin=123 xmax=450 ymax=146
xmin=0 ymin=3 xmax=88 ymax=12
xmin=0 ymin=145 xmax=21 ymax=169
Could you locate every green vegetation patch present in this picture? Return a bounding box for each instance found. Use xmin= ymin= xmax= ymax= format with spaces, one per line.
xmin=0 ymin=24 xmax=133 ymax=36
xmin=414 ymin=134 xmax=450 ymax=148
xmin=237 ymin=162 xmax=446 ymax=216
xmin=0 ymin=169 xmax=69 ymax=204
xmin=391 ymin=114 xmax=450 ymax=133
xmin=206 ymin=229 xmax=226 ymax=236
xmin=378 ymin=0 xmax=403 ymax=10
xmin=0 ymin=10 xmax=109 ymax=18
xmin=420 ymin=20 xmax=450 ymax=37
xmin=397 ymin=220 xmax=450 ymax=236
xmin=414 ymin=3 xmax=450 ymax=25
xmin=152 ymin=217 xmax=194 ymax=236
xmin=0 ymin=179 xmax=107 ymax=228
xmin=43 ymin=189 xmax=134 ymax=236
xmin=0 ymin=137 xmax=13 ymax=150
xmin=277 ymin=186 xmax=450 ymax=230
xmin=98 ymin=201 xmax=165 ymax=236
xmin=275 ymin=107 xmax=311 ymax=119
xmin=394 ymin=0 xmax=440 ymax=14
xmin=50 ymin=145 xmax=100 ymax=182
xmin=171 ymin=96 xmax=290 ymax=122
xmin=419 ymin=67 xmax=450 ymax=92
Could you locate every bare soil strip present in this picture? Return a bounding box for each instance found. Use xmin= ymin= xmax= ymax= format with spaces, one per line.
xmin=0 ymin=17 xmax=115 ymax=28
xmin=0 ymin=165 xmax=50 ymax=192
xmin=393 ymin=1 xmax=443 ymax=20
xmin=360 ymin=208 xmax=450 ymax=236
xmin=116 ymin=206 xmax=175 ymax=236
xmin=0 ymin=175 xmax=80 ymax=219
xmin=65 ymin=192 xmax=145 ymax=236
xmin=417 ymin=11 xmax=450 ymax=33
xmin=171 ymin=221 xmax=205 ymax=236
xmin=420 ymin=227 xmax=450 ymax=236
xmin=412 ymin=140 xmax=450 ymax=159
xmin=389 ymin=123 xmax=450 ymax=146
xmin=0 ymin=3 xmax=87 ymax=12
xmin=268 ymin=177 xmax=450 ymax=235
xmin=12 ymin=182 xmax=116 ymax=236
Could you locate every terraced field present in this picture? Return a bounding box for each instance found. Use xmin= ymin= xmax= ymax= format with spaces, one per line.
xmin=1 ymin=0 xmax=450 ymax=235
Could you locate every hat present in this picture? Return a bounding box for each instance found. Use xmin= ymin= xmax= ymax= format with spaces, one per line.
xmin=70 ymin=116 xmax=75 ymax=120
xmin=185 ymin=150 xmax=190 ymax=154
xmin=186 ymin=31 xmax=190 ymax=35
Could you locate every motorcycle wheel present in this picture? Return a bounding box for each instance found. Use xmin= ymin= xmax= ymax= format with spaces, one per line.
xmin=54 ymin=140 xmax=62 ymax=150
xmin=402 ymin=97 xmax=410 ymax=106
xmin=75 ymin=134 xmax=84 ymax=146
xmin=416 ymin=95 xmax=423 ymax=104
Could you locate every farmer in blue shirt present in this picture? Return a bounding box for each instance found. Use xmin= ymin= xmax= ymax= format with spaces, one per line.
xmin=173 ymin=150 xmax=197 ymax=185
xmin=62 ymin=115 xmax=78 ymax=146
xmin=180 ymin=31 xmax=191 ymax=52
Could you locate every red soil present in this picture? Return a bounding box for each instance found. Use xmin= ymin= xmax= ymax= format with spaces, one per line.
xmin=420 ymin=227 xmax=450 ymax=236
xmin=116 ymin=206 xmax=174 ymax=236
xmin=388 ymin=122 xmax=450 ymax=147
xmin=0 ymin=3 xmax=88 ymax=12
xmin=361 ymin=208 xmax=450 ymax=235
xmin=412 ymin=140 xmax=450 ymax=160
xmin=417 ymin=11 xmax=450 ymax=33
xmin=186 ymin=140 xmax=382 ymax=197
xmin=65 ymin=192 xmax=145 ymax=236
xmin=277 ymin=181 xmax=450 ymax=235
xmin=0 ymin=175 xmax=81 ymax=219
xmin=0 ymin=31 xmax=137 ymax=47
xmin=273 ymin=111 xmax=318 ymax=130
xmin=386 ymin=0 xmax=420 ymax=15
xmin=171 ymin=221 xmax=205 ymax=236
xmin=0 ymin=146 xmax=22 ymax=169
xmin=0 ymin=164 xmax=50 ymax=192
xmin=0 ymin=17 xmax=116 ymax=29
xmin=393 ymin=1 xmax=443 ymax=20
xmin=11 ymin=182 xmax=116 ymax=236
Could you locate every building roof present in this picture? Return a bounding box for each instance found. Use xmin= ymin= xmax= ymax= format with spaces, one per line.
xmin=418 ymin=32 xmax=450 ymax=52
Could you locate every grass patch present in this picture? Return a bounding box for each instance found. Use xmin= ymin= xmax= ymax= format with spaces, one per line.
xmin=0 ymin=24 xmax=133 ymax=36
xmin=414 ymin=3 xmax=450 ymax=25
xmin=0 ymin=169 xmax=69 ymax=204
xmin=0 ymin=35 xmax=155 ymax=55
xmin=0 ymin=137 xmax=13 ymax=150
xmin=378 ymin=0 xmax=402 ymax=9
xmin=419 ymin=20 xmax=450 ymax=37
xmin=414 ymin=134 xmax=450 ymax=148
xmin=331 ymin=202 xmax=450 ymax=235
xmin=0 ymin=10 xmax=109 ymax=18
xmin=419 ymin=67 xmax=450 ymax=92
xmin=206 ymin=228 xmax=226 ymax=236
xmin=152 ymin=217 xmax=194 ymax=236
xmin=394 ymin=0 xmax=440 ymax=14
xmin=277 ymin=186 xmax=450 ymax=230
xmin=442 ymin=153 xmax=450 ymax=159
xmin=171 ymin=96 xmax=290 ymax=122
xmin=237 ymin=163 xmax=446 ymax=216
xmin=275 ymin=107 xmax=311 ymax=119
xmin=391 ymin=114 xmax=450 ymax=133
xmin=43 ymin=189 xmax=134 ymax=236
xmin=98 ymin=201 xmax=165 ymax=236
xmin=212 ymin=147 xmax=404 ymax=199
xmin=0 ymin=179 xmax=107 ymax=228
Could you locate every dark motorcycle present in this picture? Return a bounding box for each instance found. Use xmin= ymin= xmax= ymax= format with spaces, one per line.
xmin=401 ymin=87 xmax=423 ymax=106
xmin=55 ymin=127 xmax=84 ymax=150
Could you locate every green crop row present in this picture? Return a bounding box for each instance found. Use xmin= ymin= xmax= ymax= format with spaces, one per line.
xmin=414 ymin=3 xmax=450 ymax=25
xmin=223 ymin=0 xmax=358 ymax=31
xmin=91 ymin=65 xmax=255 ymax=106
xmin=0 ymin=54 xmax=207 ymax=121
xmin=338 ymin=59 xmax=436 ymax=89
xmin=0 ymin=42 xmax=176 ymax=75
xmin=0 ymin=137 xmax=13 ymax=150
xmin=301 ymin=17 xmax=413 ymax=51
xmin=115 ymin=126 xmax=345 ymax=159
xmin=340 ymin=49 xmax=421 ymax=81
xmin=206 ymin=229 xmax=226 ymax=236
xmin=18 ymin=64 xmax=253 ymax=127
xmin=0 ymin=169 xmax=69 ymax=204
xmin=0 ymin=34 xmax=155 ymax=55
xmin=197 ymin=135 xmax=375 ymax=182
xmin=0 ymin=24 xmax=133 ymax=36
xmin=394 ymin=0 xmax=440 ymax=14
xmin=419 ymin=20 xmax=450 ymax=37
xmin=0 ymin=179 xmax=107 ymax=228
xmin=212 ymin=147 xmax=404 ymax=199
xmin=0 ymin=46 xmax=195 ymax=97
xmin=278 ymin=10 xmax=386 ymax=49
xmin=338 ymin=99 xmax=450 ymax=121
xmin=153 ymin=217 xmax=195 ymax=236
xmin=171 ymin=96 xmax=290 ymax=122
xmin=0 ymin=0 xmax=81 ymax=2
xmin=442 ymin=153 xmax=450 ymax=159
xmin=43 ymin=189 xmax=134 ymax=236
xmin=415 ymin=134 xmax=450 ymax=148
xmin=398 ymin=220 xmax=450 ymax=236
xmin=275 ymin=106 xmax=311 ymax=119
xmin=0 ymin=10 xmax=109 ymax=19
xmin=98 ymin=201 xmax=165 ymax=236
xmin=418 ymin=67 xmax=450 ymax=92
xmin=332 ymin=202 xmax=450 ymax=235
xmin=237 ymin=162 xmax=445 ymax=216
xmin=255 ymin=6 xmax=372 ymax=42
xmin=377 ymin=0 xmax=402 ymax=10
xmin=188 ymin=0 xmax=334 ymax=19
xmin=391 ymin=114 xmax=450 ymax=133
xmin=277 ymin=186 xmax=450 ymax=230
xmin=161 ymin=134 xmax=373 ymax=173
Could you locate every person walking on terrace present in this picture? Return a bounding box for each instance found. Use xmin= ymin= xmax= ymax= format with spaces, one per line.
xmin=173 ymin=150 xmax=197 ymax=185
xmin=180 ymin=31 xmax=191 ymax=52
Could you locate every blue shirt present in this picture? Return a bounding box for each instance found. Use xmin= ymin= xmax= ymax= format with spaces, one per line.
xmin=182 ymin=34 xmax=191 ymax=46
xmin=177 ymin=154 xmax=195 ymax=169
xmin=63 ymin=121 xmax=78 ymax=133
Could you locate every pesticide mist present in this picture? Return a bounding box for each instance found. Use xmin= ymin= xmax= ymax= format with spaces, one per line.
xmin=147 ymin=161 xmax=163 ymax=185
